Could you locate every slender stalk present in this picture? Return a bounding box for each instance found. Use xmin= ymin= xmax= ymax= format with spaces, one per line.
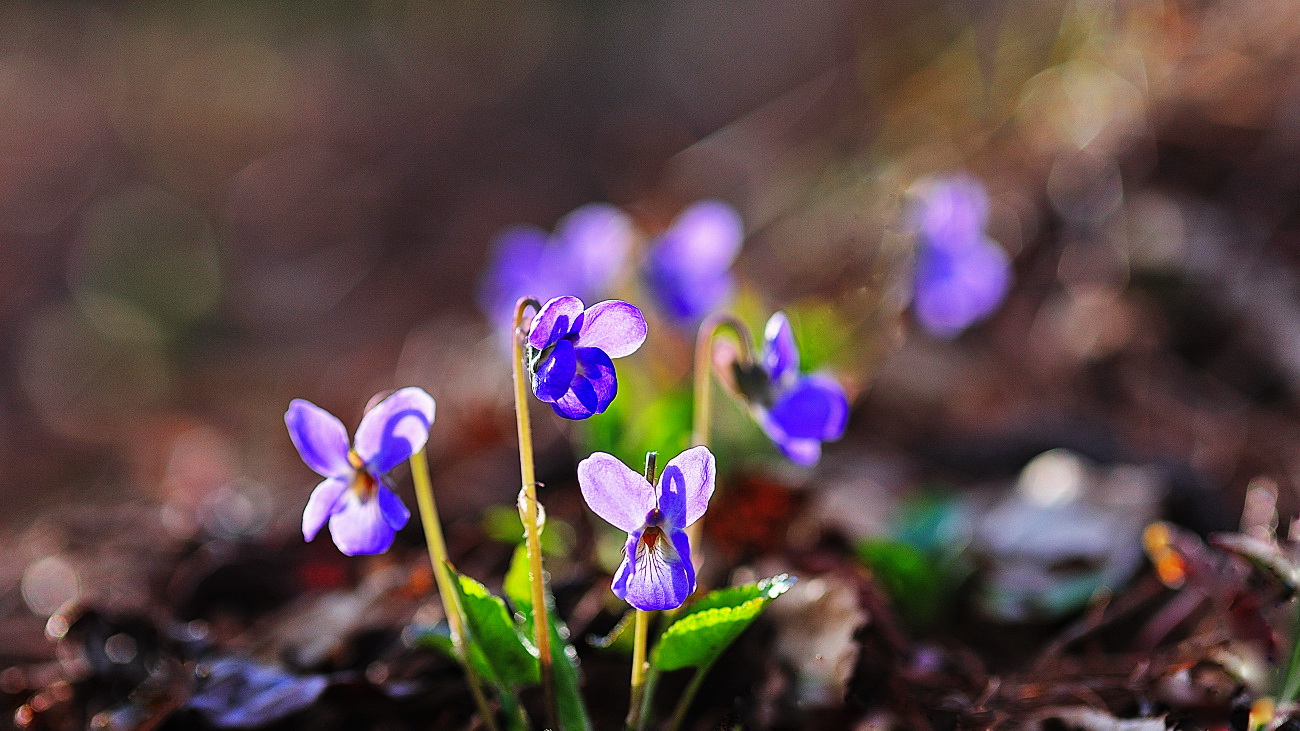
xmin=511 ymin=297 xmax=558 ymax=729
xmin=410 ymin=447 xmax=499 ymax=731
xmin=687 ymin=313 xmax=754 ymax=550
xmin=626 ymin=452 xmax=658 ymax=730
xmin=664 ymin=661 xmax=713 ymax=731
xmin=635 ymin=665 xmax=661 ymax=731
xmin=627 ymin=609 xmax=652 ymax=730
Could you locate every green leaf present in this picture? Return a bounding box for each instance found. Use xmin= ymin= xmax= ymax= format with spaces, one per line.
xmin=504 ymin=545 xmax=593 ymax=731
xmin=452 ymin=572 xmax=540 ymax=686
xmin=856 ymin=539 xmax=945 ymax=627
xmin=653 ymin=574 xmax=796 ymax=672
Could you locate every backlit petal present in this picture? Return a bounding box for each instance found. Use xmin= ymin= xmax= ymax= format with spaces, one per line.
xmin=658 ymin=446 xmax=715 ymax=528
xmin=302 ymin=477 xmax=349 ymax=541
xmin=763 ymin=312 xmax=799 ymax=386
xmin=653 ymin=200 xmax=742 ymax=273
xmin=555 ymin=204 xmax=632 ymax=294
xmin=532 ymin=339 xmax=577 ymax=403
xmin=769 ymin=376 xmax=849 ymax=442
xmin=755 ymin=408 xmax=823 ymax=467
xmin=528 ymin=296 xmax=584 ymax=351
xmin=551 ymin=347 xmax=616 ymax=419
xmin=478 ymin=225 xmax=549 ymax=325
xmin=327 ymin=492 xmax=397 ymax=555
xmin=354 ymin=387 xmax=436 ymax=474
xmin=285 ymin=399 xmax=352 ymax=478
xmin=613 ymin=528 xmax=695 ymax=611
xmin=377 ymin=486 xmax=411 ymax=531
xmin=575 ymin=300 xmax=647 ymax=358
xmin=578 ymin=452 xmax=655 ymax=532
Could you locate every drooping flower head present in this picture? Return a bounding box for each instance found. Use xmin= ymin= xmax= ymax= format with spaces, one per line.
xmin=527 ymin=296 xmax=647 ymax=420
xmin=577 ymin=447 xmax=715 ymax=611
xmin=643 ymin=200 xmax=743 ymax=327
xmin=910 ymin=175 xmax=1011 ymax=338
xmin=285 ymin=387 xmax=435 ymax=555
xmin=479 ymin=203 xmax=632 ymax=328
xmin=733 ymin=313 xmax=849 ymax=466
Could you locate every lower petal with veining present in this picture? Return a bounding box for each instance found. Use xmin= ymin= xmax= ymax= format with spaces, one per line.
xmin=612 ymin=526 xmax=695 ymax=611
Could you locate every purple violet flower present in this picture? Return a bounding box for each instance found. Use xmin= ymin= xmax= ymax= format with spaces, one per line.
xmin=479 ymin=203 xmax=632 ymax=328
xmin=910 ymin=175 xmax=1011 ymax=338
xmin=734 ymin=313 xmax=849 ymax=466
xmin=577 ymin=447 xmax=715 ymax=611
xmin=527 ymin=296 xmax=647 ymax=420
xmin=285 ymin=387 xmax=435 ymax=555
xmin=643 ymin=200 xmax=743 ymax=327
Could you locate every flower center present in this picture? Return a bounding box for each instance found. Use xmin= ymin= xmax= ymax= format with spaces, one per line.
xmin=641 ymin=526 xmax=663 ymax=549
xmin=346 ymin=449 xmax=377 ymax=500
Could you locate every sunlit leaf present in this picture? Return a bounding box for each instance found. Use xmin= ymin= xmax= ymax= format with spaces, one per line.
xmin=653 ymin=574 xmax=795 ymax=672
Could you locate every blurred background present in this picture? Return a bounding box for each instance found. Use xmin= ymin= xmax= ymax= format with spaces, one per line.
xmin=6 ymin=0 xmax=1300 ymax=722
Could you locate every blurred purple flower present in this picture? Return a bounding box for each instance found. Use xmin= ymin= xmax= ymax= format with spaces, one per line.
xmin=643 ymin=200 xmax=743 ymax=327
xmin=527 ymin=296 xmax=646 ymax=420
xmin=910 ymin=175 xmax=1011 ymax=338
xmin=479 ymin=203 xmax=633 ymax=327
xmin=577 ymin=447 xmax=715 ymax=611
xmin=285 ymin=387 xmax=435 ymax=555
xmin=735 ymin=313 xmax=849 ymax=466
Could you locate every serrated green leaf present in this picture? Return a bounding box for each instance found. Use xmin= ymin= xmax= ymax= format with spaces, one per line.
xmin=411 ymin=622 xmax=499 ymax=684
xmin=679 ymin=574 xmax=796 ymax=618
xmin=653 ymin=574 xmax=795 ymax=672
xmin=453 ymin=572 xmax=540 ymax=686
xmin=504 ymin=544 xmax=592 ymax=731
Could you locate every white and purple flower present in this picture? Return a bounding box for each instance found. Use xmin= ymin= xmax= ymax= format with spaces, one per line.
xmin=643 ymin=200 xmax=743 ymax=328
xmin=527 ymin=296 xmax=647 ymax=420
xmin=910 ymin=175 xmax=1011 ymax=338
xmin=735 ymin=313 xmax=849 ymax=467
xmin=285 ymin=387 xmax=435 ymax=555
xmin=577 ymin=447 xmax=715 ymax=611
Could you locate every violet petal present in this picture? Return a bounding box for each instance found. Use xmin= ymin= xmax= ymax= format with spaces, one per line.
xmin=532 ymin=338 xmax=578 ymax=403
xmin=353 ymin=387 xmax=436 ymax=475
xmin=577 ymin=452 xmax=655 ymax=533
xmin=555 ymin=204 xmax=632 ymax=295
xmin=763 ymin=312 xmax=800 ymax=386
xmin=302 ymin=477 xmax=349 ymax=541
xmin=528 ymin=296 xmax=584 ymax=351
xmin=377 ymin=485 xmax=411 ymax=531
xmin=659 ymin=446 xmax=715 ymax=528
xmin=613 ymin=528 xmax=695 ymax=611
xmin=575 ymin=300 xmax=647 ymax=358
xmin=285 ymin=400 xmax=352 ymax=479
xmin=551 ymin=347 xmax=616 ymax=419
xmin=327 ymin=493 xmax=397 ymax=555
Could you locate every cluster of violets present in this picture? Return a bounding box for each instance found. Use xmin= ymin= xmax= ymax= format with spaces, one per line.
xmin=479 ymin=200 xmax=743 ymax=333
xmin=286 ymin=298 xmax=842 ymax=609
xmin=910 ymin=175 xmax=1012 ymax=338
xmin=288 ymin=179 xmax=1008 ymax=602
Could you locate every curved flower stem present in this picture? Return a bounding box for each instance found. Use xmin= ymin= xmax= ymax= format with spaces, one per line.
xmin=511 ymin=296 xmax=558 ymax=729
xmin=687 ymin=313 xmax=755 ymax=551
xmin=410 ymin=447 xmax=500 ymax=731
xmin=664 ymin=660 xmax=714 ymax=731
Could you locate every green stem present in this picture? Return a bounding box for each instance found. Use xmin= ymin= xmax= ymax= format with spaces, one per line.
xmin=664 ymin=661 xmax=713 ymax=731
xmin=627 ymin=608 xmax=652 ymax=730
xmin=636 ymin=665 xmax=661 ymax=731
xmin=626 ymin=453 xmax=658 ymax=731
xmin=410 ymin=448 xmax=500 ymax=731
xmin=1279 ymin=598 xmax=1300 ymax=704
xmin=686 ymin=314 xmax=754 ymax=549
xmin=511 ymin=297 xmax=558 ymax=729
